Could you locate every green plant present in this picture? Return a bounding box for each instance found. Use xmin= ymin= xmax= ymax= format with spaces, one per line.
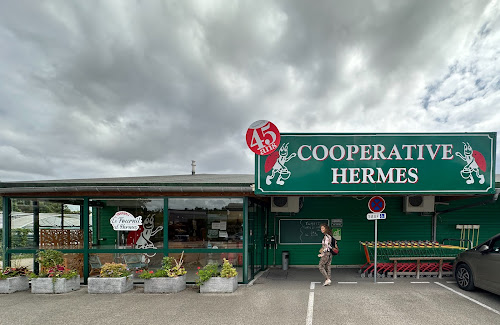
xmin=29 ymin=265 xmax=78 ymax=281
xmin=220 ymin=258 xmax=238 ymax=278
xmin=196 ymin=263 xmax=219 ymax=286
xmin=36 ymin=249 xmax=64 ymax=269
xmin=0 ymin=266 xmax=30 ymax=280
xmin=195 ymin=258 xmax=238 ymax=286
xmin=100 ymin=263 xmax=131 ymax=278
xmin=138 ymin=252 xmax=187 ymax=279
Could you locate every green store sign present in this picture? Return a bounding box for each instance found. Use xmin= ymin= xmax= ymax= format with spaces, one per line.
xmin=255 ymin=133 xmax=496 ymax=195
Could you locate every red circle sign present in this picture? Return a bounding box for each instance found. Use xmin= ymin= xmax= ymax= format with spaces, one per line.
xmin=368 ymin=196 xmax=385 ymax=213
xmin=246 ymin=120 xmax=281 ymax=155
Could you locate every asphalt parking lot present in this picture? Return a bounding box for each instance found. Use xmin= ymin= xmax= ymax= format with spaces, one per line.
xmin=0 ymin=268 xmax=499 ymax=325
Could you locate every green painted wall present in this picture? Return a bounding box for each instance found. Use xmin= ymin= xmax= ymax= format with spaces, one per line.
xmin=268 ymin=195 xmax=500 ymax=266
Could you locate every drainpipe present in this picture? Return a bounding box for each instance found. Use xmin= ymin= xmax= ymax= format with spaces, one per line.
xmin=191 ymin=160 xmax=196 ymax=175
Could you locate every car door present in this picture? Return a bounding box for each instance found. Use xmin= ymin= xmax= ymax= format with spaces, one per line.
xmin=476 ymin=236 xmax=500 ymax=293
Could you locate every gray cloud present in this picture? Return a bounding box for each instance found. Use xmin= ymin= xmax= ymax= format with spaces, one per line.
xmin=0 ymin=0 xmax=498 ymax=181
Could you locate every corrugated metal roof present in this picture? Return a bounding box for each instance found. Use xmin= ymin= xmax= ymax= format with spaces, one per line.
xmin=0 ymin=174 xmax=254 ymax=187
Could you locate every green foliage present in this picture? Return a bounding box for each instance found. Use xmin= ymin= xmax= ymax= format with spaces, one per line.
xmin=100 ymin=263 xmax=131 ymax=278
xmin=196 ymin=263 xmax=219 ymax=286
xmin=196 ymin=258 xmax=238 ymax=286
xmin=11 ymin=228 xmax=30 ymax=248
xmin=36 ymin=249 xmax=64 ymax=269
xmin=0 ymin=266 xmax=30 ymax=280
xmin=220 ymin=258 xmax=238 ymax=278
xmin=29 ymin=265 xmax=78 ymax=281
xmin=138 ymin=253 xmax=187 ymax=279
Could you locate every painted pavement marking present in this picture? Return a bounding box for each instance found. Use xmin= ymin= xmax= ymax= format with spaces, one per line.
xmin=435 ymin=282 xmax=500 ymax=316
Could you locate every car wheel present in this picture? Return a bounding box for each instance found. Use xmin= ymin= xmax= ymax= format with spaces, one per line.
xmin=455 ymin=264 xmax=475 ymax=291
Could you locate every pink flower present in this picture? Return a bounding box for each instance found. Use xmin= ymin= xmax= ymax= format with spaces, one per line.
xmin=149 ymin=271 xmax=154 ymax=274
xmin=197 ymin=267 xmax=201 ymax=270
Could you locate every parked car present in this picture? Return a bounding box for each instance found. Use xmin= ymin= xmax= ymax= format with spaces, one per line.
xmin=453 ymin=233 xmax=500 ymax=295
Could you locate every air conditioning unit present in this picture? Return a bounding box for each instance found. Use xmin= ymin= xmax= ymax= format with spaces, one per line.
xmin=271 ymin=196 xmax=301 ymax=213
xmin=404 ymin=195 xmax=435 ymax=213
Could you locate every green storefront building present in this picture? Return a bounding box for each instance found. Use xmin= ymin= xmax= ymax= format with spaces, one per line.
xmin=1 ymin=133 xmax=499 ymax=283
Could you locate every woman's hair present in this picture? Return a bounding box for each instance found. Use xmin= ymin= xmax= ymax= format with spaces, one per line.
xmin=320 ymin=223 xmax=333 ymax=238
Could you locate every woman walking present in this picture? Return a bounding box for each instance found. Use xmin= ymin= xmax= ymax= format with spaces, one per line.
xmin=318 ymin=224 xmax=337 ymax=286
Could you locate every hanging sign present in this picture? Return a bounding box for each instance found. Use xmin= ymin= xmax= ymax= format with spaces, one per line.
xmin=246 ymin=120 xmax=281 ymax=155
xmin=110 ymin=211 xmax=142 ymax=231
xmin=255 ymin=133 xmax=496 ymax=195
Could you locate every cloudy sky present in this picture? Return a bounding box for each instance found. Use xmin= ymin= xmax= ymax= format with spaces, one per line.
xmin=0 ymin=0 xmax=499 ymax=181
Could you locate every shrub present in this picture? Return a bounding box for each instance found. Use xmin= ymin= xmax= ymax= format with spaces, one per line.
xmin=30 ymin=265 xmax=78 ymax=280
xmin=0 ymin=266 xmax=30 ymax=280
xmin=138 ymin=252 xmax=187 ymax=279
xmin=220 ymin=259 xmax=238 ymax=278
xmin=36 ymin=249 xmax=64 ymax=269
xmin=100 ymin=263 xmax=131 ymax=278
xmin=196 ymin=258 xmax=238 ymax=286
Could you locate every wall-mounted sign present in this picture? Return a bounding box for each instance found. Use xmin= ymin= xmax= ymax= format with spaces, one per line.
xmin=331 ymin=219 xmax=343 ymax=228
xmin=110 ymin=211 xmax=142 ymax=231
xmin=246 ymin=120 xmax=281 ymax=155
xmin=255 ymin=133 xmax=496 ymax=195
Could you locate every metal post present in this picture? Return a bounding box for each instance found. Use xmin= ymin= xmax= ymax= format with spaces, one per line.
xmin=374 ymin=219 xmax=377 ymax=283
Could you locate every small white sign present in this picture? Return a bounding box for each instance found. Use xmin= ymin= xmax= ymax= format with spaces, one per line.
xmin=110 ymin=211 xmax=142 ymax=231
xmin=366 ymin=213 xmax=387 ymax=220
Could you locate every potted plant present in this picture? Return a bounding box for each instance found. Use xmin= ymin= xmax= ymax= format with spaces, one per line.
xmin=138 ymin=252 xmax=187 ymax=293
xmin=88 ymin=263 xmax=133 ymax=294
xmin=0 ymin=266 xmax=30 ymax=294
xmin=30 ymin=249 xmax=80 ymax=294
xmin=197 ymin=258 xmax=238 ymax=293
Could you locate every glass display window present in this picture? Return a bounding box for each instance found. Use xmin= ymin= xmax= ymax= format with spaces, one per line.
xmin=168 ymin=198 xmax=243 ymax=249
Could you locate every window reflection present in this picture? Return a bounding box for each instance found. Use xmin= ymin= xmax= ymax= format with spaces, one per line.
xmin=90 ymin=199 xmax=164 ymax=250
xmin=168 ymin=198 xmax=243 ymax=249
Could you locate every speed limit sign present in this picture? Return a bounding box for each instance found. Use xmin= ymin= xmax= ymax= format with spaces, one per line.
xmin=246 ymin=120 xmax=281 ymax=155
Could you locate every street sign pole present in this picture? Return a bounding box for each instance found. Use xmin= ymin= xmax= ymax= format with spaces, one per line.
xmin=374 ymin=219 xmax=377 ymax=283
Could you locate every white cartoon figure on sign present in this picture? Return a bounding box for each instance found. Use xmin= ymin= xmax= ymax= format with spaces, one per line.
xmin=455 ymin=142 xmax=486 ymax=185
xmin=135 ymin=214 xmax=163 ymax=249
xmin=265 ymin=143 xmax=296 ymax=186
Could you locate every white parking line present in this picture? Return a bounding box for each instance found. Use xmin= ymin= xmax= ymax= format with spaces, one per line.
xmin=435 ymin=282 xmax=500 ymax=316
xmin=411 ymin=282 xmax=430 ymax=284
xmin=306 ymin=285 xmax=315 ymax=325
xmin=338 ymin=282 xmax=358 ymax=284
xmin=446 ymin=281 xmax=456 ymax=284
xmin=377 ymin=282 xmax=394 ymax=284
xmin=310 ymin=282 xmax=321 ymax=290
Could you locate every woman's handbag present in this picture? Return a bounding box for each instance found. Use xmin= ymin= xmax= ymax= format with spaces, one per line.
xmin=331 ymin=247 xmax=339 ymax=255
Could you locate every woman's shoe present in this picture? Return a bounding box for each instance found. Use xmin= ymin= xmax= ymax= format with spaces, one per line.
xmin=323 ymin=279 xmax=332 ymax=286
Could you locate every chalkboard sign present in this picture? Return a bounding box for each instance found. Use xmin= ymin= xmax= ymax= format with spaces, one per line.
xmin=279 ymin=219 xmax=329 ymax=244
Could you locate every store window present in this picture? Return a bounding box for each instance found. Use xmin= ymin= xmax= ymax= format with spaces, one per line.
xmin=168 ymin=198 xmax=243 ymax=249
xmin=9 ymin=198 xmax=86 ymax=249
xmin=90 ymin=199 xmax=164 ymax=250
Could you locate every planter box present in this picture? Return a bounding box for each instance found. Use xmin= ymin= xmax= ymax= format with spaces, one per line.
xmin=144 ymin=275 xmax=186 ymax=293
xmin=200 ymin=276 xmax=238 ymax=293
xmin=88 ymin=276 xmax=133 ymax=294
xmin=0 ymin=276 xmax=30 ymax=294
xmin=31 ymin=276 xmax=80 ymax=294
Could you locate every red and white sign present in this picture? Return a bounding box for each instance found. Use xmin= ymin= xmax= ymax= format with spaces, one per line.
xmin=246 ymin=120 xmax=281 ymax=155
xmin=368 ymin=196 xmax=385 ymax=213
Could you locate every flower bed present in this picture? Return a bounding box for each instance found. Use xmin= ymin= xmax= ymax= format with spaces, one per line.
xmin=30 ymin=250 xmax=80 ymax=294
xmin=88 ymin=263 xmax=133 ymax=294
xmin=197 ymin=258 xmax=238 ymax=293
xmin=138 ymin=252 xmax=187 ymax=294
xmin=0 ymin=267 xmax=30 ymax=294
